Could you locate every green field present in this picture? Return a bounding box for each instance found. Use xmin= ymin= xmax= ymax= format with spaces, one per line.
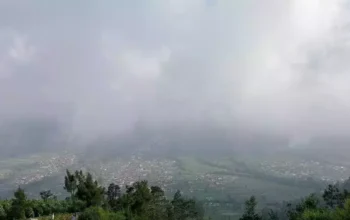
xmin=175 ymin=156 xmax=316 ymax=201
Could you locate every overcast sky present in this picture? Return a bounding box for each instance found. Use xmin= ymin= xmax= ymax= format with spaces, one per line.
xmin=1 ymin=0 xmax=350 ymax=144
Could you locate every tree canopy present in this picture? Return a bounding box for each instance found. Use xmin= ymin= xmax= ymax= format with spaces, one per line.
xmin=0 ymin=169 xmax=203 ymax=220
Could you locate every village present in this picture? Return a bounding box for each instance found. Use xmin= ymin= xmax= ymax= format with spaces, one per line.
xmin=259 ymin=159 xmax=350 ymax=182
xmin=2 ymin=151 xmax=350 ymax=200
xmin=14 ymin=153 xmax=77 ymax=185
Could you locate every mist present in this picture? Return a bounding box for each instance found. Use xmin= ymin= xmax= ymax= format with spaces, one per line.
xmin=1 ymin=0 xmax=350 ymax=154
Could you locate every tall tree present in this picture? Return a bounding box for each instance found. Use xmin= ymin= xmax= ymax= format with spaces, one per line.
xmin=130 ymin=180 xmax=152 ymax=216
xmin=323 ymin=184 xmax=347 ymax=208
xmin=106 ymin=183 xmax=121 ymax=211
xmin=75 ymin=171 xmax=105 ymax=207
xmin=239 ymin=196 xmax=262 ymax=220
xmin=147 ymin=186 xmax=169 ymax=220
xmin=287 ymin=194 xmax=320 ymax=220
xmin=106 ymin=183 xmax=121 ymax=202
xmin=64 ymin=169 xmax=77 ymax=199
xmin=40 ymin=190 xmax=55 ymax=201
xmin=171 ymin=190 xmax=202 ymax=220
xmin=0 ymin=204 xmax=6 ymax=220
xmin=268 ymin=209 xmax=279 ymax=220
xmin=10 ymin=187 xmax=27 ymax=219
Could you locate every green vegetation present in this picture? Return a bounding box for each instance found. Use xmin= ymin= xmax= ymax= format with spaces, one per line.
xmin=2 ymin=150 xmax=350 ymax=219
xmin=240 ymin=181 xmax=350 ymax=220
xmin=2 ymin=167 xmax=350 ymax=219
xmin=173 ymin=155 xmax=322 ymax=217
xmin=0 ymin=169 xmax=203 ymax=220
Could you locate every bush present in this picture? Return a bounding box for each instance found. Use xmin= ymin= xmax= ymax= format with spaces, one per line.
xmin=67 ymin=199 xmax=86 ymax=213
xmin=25 ymin=206 xmax=35 ymax=218
xmin=0 ymin=205 xmax=6 ymax=220
xmin=78 ymin=207 xmax=125 ymax=220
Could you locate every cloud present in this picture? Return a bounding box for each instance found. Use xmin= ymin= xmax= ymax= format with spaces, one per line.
xmin=0 ymin=0 xmax=350 ymax=145
xmin=0 ymin=32 xmax=36 ymax=78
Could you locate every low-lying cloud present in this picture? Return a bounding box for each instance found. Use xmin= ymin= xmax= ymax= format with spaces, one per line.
xmin=1 ymin=0 xmax=350 ymax=148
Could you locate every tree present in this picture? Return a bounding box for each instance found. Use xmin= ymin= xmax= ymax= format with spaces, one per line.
xmin=119 ymin=185 xmax=135 ymax=220
xmin=106 ymin=183 xmax=121 ymax=211
xmin=0 ymin=204 xmax=6 ymax=220
xmin=10 ymin=187 xmax=27 ymax=219
xmin=332 ymin=198 xmax=350 ymax=220
xmin=75 ymin=171 xmax=105 ymax=207
xmin=323 ymin=184 xmax=347 ymax=208
xmin=64 ymin=169 xmax=77 ymax=199
xmin=40 ymin=190 xmax=55 ymax=201
xmin=171 ymin=190 xmax=203 ymax=220
xmin=147 ymin=186 xmax=169 ymax=220
xmin=107 ymin=183 xmax=121 ymax=201
xmin=268 ymin=209 xmax=279 ymax=220
xmin=239 ymin=196 xmax=262 ymax=220
xmin=25 ymin=206 xmax=34 ymax=218
xmin=0 ymin=200 xmax=11 ymax=220
xmin=31 ymin=200 xmax=44 ymax=217
xmin=0 ymin=169 xmax=209 ymax=220
xmin=299 ymin=209 xmax=331 ymax=220
xmin=125 ymin=180 xmax=152 ymax=217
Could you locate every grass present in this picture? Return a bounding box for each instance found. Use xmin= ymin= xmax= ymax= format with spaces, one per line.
xmin=177 ymin=156 xmax=228 ymax=174
xmin=175 ymin=155 xmax=318 ymax=205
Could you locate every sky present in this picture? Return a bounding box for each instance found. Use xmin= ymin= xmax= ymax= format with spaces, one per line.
xmin=1 ymin=0 xmax=350 ymax=146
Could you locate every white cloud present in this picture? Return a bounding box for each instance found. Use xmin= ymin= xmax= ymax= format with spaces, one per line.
xmin=119 ymin=46 xmax=171 ymax=79
xmin=1 ymin=0 xmax=350 ymax=141
xmin=9 ymin=35 xmax=36 ymax=62
xmin=0 ymin=33 xmax=36 ymax=78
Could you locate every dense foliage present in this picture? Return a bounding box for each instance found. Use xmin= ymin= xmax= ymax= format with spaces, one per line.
xmin=238 ymin=180 xmax=350 ymax=220
xmin=2 ymin=168 xmax=350 ymax=220
xmin=0 ymin=169 xmax=203 ymax=220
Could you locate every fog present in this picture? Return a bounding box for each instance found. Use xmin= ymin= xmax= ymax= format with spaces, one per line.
xmin=1 ymin=0 xmax=350 ymax=154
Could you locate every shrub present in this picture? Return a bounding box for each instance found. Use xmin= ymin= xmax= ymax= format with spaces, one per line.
xmin=79 ymin=207 xmax=125 ymax=220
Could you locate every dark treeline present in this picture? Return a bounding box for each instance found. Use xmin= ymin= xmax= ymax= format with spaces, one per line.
xmin=0 ymin=170 xmax=204 ymax=220
xmin=2 ymin=169 xmax=350 ymax=220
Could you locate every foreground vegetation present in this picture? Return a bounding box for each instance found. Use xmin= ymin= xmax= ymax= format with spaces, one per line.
xmin=240 ymin=180 xmax=350 ymax=220
xmin=2 ymin=168 xmax=350 ymax=219
xmin=0 ymin=169 xmax=203 ymax=220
